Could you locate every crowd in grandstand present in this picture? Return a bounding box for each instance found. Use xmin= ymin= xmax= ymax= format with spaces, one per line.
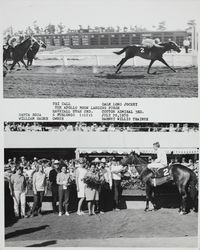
xmin=4 ymin=122 xmax=199 ymax=132
xmin=4 ymin=154 xmax=198 ymax=220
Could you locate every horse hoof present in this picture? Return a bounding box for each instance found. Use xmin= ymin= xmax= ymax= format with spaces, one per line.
xmin=152 ymin=71 xmax=157 ymax=75
xmin=144 ymin=208 xmax=150 ymax=212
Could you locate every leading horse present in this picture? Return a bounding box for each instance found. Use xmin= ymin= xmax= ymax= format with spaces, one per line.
xmin=121 ymin=152 xmax=198 ymax=214
xmin=114 ymin=41 xmax=181 ymax=74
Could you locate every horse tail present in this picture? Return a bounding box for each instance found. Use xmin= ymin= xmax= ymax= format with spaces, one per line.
xmin=113 ymin=46 xmax=129 ymax=55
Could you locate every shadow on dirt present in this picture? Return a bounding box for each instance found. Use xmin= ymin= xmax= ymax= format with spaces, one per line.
xmin=27 ymin=240 xmax=57 ymax=247
xmin=5 ymin=225 xmax=49 ymax=239
xmin=96 ymin=74 xmax=146 ymax=79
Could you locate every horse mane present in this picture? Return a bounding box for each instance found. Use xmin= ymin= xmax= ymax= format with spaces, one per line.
xmin=134 ymin=154 xmax=148 ymax=165
xmin=18 ymin=37 xmax=31 ymax=46
xmin=122 ymin=153 xmax=148 ymax=166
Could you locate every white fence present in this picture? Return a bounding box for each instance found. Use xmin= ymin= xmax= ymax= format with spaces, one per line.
xmin=34 ymin=52 xmax=198 ymax=68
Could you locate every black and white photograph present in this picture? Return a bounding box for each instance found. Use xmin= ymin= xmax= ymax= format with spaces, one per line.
xmin=1 ymin=0 xmax=200 ymax=249
xmin=3 ymin=0 xmax=199 ymax=98
xmin=4 ymin=122 xmax=199 ymax=247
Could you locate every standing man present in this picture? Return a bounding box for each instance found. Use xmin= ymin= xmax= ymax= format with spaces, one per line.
xmin=57 ymin=166 xmax=70 ymax=216
xmin=147 ymin=142 xmax=167 ymax=173
xmin=49 ymin=160 xmax=60 ymax=213
xmin=31 ymin=165 xmax=47 ymax=216
xmin=10 ymin=166 xmax=27 ymax=218
xmin=110 ymin=158 xmax=126 ymax=211
xmin=183 ymin=37 xmax=190 ymax=53
xmin=99 ymin=159 xmax=113 ymax=213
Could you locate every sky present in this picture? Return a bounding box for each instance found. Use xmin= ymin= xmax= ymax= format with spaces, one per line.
xmin=2 ymin=0 xmax=199 ymax=32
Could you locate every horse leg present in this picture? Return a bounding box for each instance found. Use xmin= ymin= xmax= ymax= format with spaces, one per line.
xmin=115 ymin=57 xmax=129 ymax=74
xmin=10 ymin=60 xmax=17 ymax=70
xmin=188 ymin=178 xmax=198 ymax=212
xmin=178 ymin=184 xmax=188 ymax=215
xmin=158 ymin=57 xmax=176 ymax=72
xmin=147 ymin=59 xmax=156 ymax=74
xmin=144 ymin=184 xmax=153 ymax=211
xmin=20 ymin=59 xmax=29 ymax=70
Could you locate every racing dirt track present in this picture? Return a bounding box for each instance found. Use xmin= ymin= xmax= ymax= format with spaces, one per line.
xmin=5 ymin=208 xmax=198 ymax=247
xmin=4 ymin=66 xmax=198 ymax=98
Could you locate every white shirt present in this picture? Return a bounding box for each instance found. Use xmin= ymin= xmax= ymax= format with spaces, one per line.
xmin=110 ymin=164 xmax=124 ymax=180
xmin=155 ymin=148 xmax=167 ymax=166
xmin=183 ymin=40 xmax=190 ymax=46
xmin=104 ymin=167 xmax=112 ymax=187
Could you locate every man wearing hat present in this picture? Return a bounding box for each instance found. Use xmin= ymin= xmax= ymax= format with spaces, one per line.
xmin=147 ymin=142 xmax=167 ymax=173
xmin=49 ymin=160 xmax=60 ymax=213
xmin=31 ymin=157 xmax=39 ymax=171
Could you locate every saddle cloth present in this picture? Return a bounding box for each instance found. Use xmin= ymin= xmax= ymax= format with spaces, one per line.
xmin=150 ymin=166 xmax=172 ymax=187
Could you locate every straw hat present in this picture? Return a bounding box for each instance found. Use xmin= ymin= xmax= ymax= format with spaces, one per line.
xmin=93 ymin=157 xmax=100 ymax=163
xmin=101 ymin=158 xmax=106 ymax=163
xmin=54 ymin=160 xmax=60 ymax=164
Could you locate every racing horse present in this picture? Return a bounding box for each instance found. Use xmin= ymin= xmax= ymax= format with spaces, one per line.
xmin=121 ymin=152 xmax=198 ymax=214
xmin=6 ymin=36 xmax=36 ymax=70
xmin=114 ymin=41 xmax=181 ymax=74
xmin=3 ymin=45 xmax=20 ymax=69
xmin=27 ymin=39 xmax=47 ymax=66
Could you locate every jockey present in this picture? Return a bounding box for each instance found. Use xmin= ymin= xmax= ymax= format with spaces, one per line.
xmin=7 ymin=34 xmax=25 ymax=48
xmin=142 ymin=37 xmax=163 ymax=48
xmin=147 ymin=142 xmax=167 ymax=172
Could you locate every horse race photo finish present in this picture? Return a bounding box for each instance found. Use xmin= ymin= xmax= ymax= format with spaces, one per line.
xmin=2 ymin=0 xmax=199 ymax=98
xmin=4 ymin=121 xmax=199 ymax=247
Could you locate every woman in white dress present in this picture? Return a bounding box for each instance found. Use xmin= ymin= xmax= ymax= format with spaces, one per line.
xmin=75 ymin=160 xmax=87 ymax=215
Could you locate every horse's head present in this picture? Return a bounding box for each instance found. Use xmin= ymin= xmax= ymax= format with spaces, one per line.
xmin=39 ymin=40 xmax=47 ymax=49
xmin=30 ymin=36 xmax=38 ymax=45
xmin=121 ymin=151 xmax=145 ymax=166
xmin=167 ymin=41 xmax=181 ymax=53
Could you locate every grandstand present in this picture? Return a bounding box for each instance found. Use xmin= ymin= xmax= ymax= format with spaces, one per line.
xmin=35 ymin=30 xmax=189 ymax=49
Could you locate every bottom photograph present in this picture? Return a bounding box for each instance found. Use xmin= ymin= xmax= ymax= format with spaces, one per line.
xmin=4 ymin=124 xmax=199 ymax=248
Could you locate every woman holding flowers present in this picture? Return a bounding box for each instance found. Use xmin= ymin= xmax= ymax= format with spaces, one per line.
xmin=84 ymin=164 xmax=104 ymax=216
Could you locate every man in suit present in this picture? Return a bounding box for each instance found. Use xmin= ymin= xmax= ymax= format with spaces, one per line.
xmin=49 ymin=160 xmax=60 ymax=213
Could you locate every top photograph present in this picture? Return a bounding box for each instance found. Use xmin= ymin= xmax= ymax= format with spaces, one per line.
xmin=3 ymin=0 xmax=199 ymax=98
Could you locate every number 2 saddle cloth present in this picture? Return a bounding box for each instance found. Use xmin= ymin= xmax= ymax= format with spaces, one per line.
xmin=149 ymin=166 xmax=173 ymax=187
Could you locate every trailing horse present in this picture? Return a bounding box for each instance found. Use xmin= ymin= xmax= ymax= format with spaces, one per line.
xmin=27 ymin=40 xmax=46 ymax=66
xmin=5 ymin=36 xmax=35 ymax=70
xmin=121 ymin=152 xmax=198 ymax=214
xmin=114 ymin=41 xmax=181 ymax=74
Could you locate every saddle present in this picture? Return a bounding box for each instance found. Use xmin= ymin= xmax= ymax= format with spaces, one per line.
xmin=150 ymin=166 xmax=172 ymax=187
xmin=139 ymin=46 xmax=154 ymax=57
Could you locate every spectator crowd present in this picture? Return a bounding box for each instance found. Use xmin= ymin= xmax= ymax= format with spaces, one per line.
xmin=4 ymin=154 xmax=198 ymax=221
xmin=4 ymin=122 xmax=199 ymax=132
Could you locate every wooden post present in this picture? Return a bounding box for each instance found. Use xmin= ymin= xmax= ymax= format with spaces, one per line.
xmin=63 ymin=56 xmax=68 ymax=66
xmin=92 ymin=55 xmax=99 ymax=73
